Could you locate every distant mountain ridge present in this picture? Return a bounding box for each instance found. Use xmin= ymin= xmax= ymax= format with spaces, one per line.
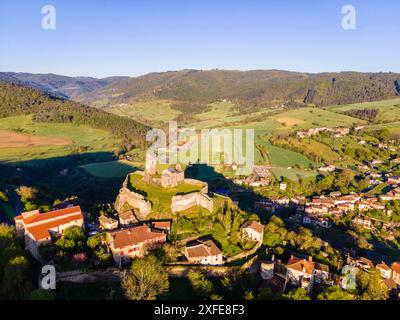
xmin=1 ymin=70 xmax=400 ymax=112
xmin=0 ymin=72 xmax=129 ymax=101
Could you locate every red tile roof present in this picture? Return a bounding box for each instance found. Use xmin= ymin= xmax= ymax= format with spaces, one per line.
xmin=16 ymin=206 xmax=84 ymax=241
xmin=391 ymin=262 xmax=400 ymax=274
xmin=243 ymin=220 xmax=264 ymax=234
xmin=16 ymin=206 xmax=82 ymax=224
xmin=109 ymin=225 xmax=166 ymax=249
xmin=186 ymin=240 xmax=222 ymax=259
xmin=27 ymin=213 xmax=83 ymax=240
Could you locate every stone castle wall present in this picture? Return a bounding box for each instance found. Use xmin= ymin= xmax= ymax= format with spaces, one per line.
xmin=171 ymin=192 xmax=213 ymax=213
xmin=115 ymin=172 xmax=152 ymax=218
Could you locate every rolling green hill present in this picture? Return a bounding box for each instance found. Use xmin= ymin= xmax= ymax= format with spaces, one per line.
xmin=0 ymin=82 xmax=148 ymax=147
xmin=2 ymin=70 xmax=399 ymax=117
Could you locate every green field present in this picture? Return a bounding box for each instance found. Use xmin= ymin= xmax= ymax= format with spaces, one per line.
xmin=228 ymin=107 xmax=364 ymax=134
xmin=328 ymin=98 xmax=400 ymax=122
xmin=79 ymin=160 xmax=141 ymax=178
xmin=0 ymin=115 xmax=118 ymax=164
xmin=105 ymin=100 xmax=181 ymax=122
xmin=273 ymin=137 xmax=341 ymax=164
xmin=196 ymin=101 xmax=238 ymax=121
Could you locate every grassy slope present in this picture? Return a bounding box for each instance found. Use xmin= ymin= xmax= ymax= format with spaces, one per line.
xmin=0 ymin=115 xmax=118 ymax=164
xmin=78 ymin=160 xmax=141 ymax=178
xmin=105 ymin=99 xmax=181 ymax=122
xmin=327 ymin=98 xmax=400 ymax=122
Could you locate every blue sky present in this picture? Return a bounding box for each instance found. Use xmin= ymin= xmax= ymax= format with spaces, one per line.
xmin=0 ymin=0 xmax=399 ymax=78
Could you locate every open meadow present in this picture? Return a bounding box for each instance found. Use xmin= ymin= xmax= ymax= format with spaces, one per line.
xmin=0 ymin=115 xmax=119 ymax=164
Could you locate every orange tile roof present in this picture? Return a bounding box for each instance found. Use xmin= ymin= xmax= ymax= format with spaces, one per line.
xmin=377 ymin=262 xmax=391 ymax=271
xmin=16 ymin=206 xmax=82 ymax=225
xmin=186 ymin=240 xmax=222 ymax=259
xmin=287 ymin=255 xmax=329 ymax=274
xmin=110 ymin=225 xmax=166 ymax=249
xmin=26 ymin=213 xmax=83 ymax=241
xmin=151 ymin=221 xmax=171 ymax=229
xmin=243 ymin=220 xmax=264 ymax=234
xmin=287 ymin=256 xmax=315 ymax=275
xmin=16 ymin=206 xmax=84 ymax=241
xmin=391 ymin=262 xmax=400 ymax=274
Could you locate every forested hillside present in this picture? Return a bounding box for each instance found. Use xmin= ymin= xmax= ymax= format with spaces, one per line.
xmin=0 ymin=82 xmax=148 ymax=147
xmin=2 ymin=70 xmax=400 ymax=114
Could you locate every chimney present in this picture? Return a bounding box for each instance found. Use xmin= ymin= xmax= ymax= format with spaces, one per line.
xmin=308 ymin=256 xmax=313 ymax=262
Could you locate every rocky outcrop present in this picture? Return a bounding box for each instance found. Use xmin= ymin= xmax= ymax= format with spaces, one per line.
xmin=114 ymin=187 xmax=152 ymax=219
xmin=171 ymin=192 xmax=213 ymax=213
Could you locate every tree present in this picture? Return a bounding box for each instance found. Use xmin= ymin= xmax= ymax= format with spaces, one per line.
xmin=188 ymin=270 xmax=214 ymax=299
xmin=283 ymin=288 xmax=310 ymax=300
xmin=121 ymin=255 xmax=169 ymax=300
xmin=2 ymin=255 xmax=32 ymax=299
xmin=356 ymin=269 xmax=388 ymax=300
xmin=29 ymin=288 xmax=55 ymax=300
xmin=55 ymin=226 xmax=86 ymax=254
xmin=317 ymin=286 xmax=354 ymax=300
xmin=258 ymin=288 xmax=282 ymax=300
xmin=16 ymin=186 xmax=37 ymax=202
xmin=0 ymin=191 xmax=8 ymax=203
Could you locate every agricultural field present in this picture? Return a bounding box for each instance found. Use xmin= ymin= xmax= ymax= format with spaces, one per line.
xmin=0 ymin=129 xmax=72 ymax=148
xmin=254 ymin=138 xmax=317 ymax=181
xmin=272 ymin=137 xmax=342 ymax=164
xmin=0 ymin=115 xmax=119 ymax=164
xmin=327 ymin=98 xmax=400 ymax=123
xmin=105 ymin=100 xmax=181 ymax=122
xmin=195 ymin=101 xmax=239 ymax=121
xmin=229 ymin=107 xmax=364 ymax=133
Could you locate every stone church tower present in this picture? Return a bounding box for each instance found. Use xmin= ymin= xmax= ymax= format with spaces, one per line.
xmin=145 ymin=153 xmax=157 ymax=175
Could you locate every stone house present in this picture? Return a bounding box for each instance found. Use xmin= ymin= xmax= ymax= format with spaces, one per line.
xmin=376 ymin=262 xmax=392 ymax=279
xmin=108 ymin=225 xmax=167 ymax=267
xmin=14 ymin=206 xmax=84 ymax=261
xmin=118 ymin=210 xmax=139 ymax=227
xmin=242 ymin=220 xmax=264 ymax=242
xmin=99 ymin=215 xmax=118 ymax=230
xmin=285 ymin=255 xmax=330 ymax=293
xmin=185 ymin=240 xmax=223 ymax=265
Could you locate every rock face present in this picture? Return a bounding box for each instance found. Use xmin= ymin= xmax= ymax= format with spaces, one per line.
xmin=171 ymin=192 xmax=213 ymax=213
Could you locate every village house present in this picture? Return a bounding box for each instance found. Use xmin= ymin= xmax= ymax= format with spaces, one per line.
xmin=353 ymin=216 xmax=372 ymax=229
xmin=391 ymin=262 xmax=400 ymax=285
xmin=387 ymin=175 xmax=400 ymax=186
xmin=14 ymin=206 xmax=84 ymax=261
xmin=150 ymin=220 xmax=172 ymax=235
xmin=318 ymin=165 xmax=336 ymax=173
xmin=184 ymin=239 xmax=223 ymax=265
xmin=285 ymin=254 xmax=330 ymax=293
xmin=376 ymin=262 xmax=392 ymax=279
xmin=118 ymin=210 xmax=139 ymax=227
xmin=99 ymin=215 xmax=118 ymax=230
xmin=242 ymin=220 xmax=264 ymax=242
xmin=346 ymin=255 xmax=374 ymax=272
xmin=108 ymin=225 xmax=167 ymax=267
xmin=380 ymin=188 xmax=400 ymax=201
